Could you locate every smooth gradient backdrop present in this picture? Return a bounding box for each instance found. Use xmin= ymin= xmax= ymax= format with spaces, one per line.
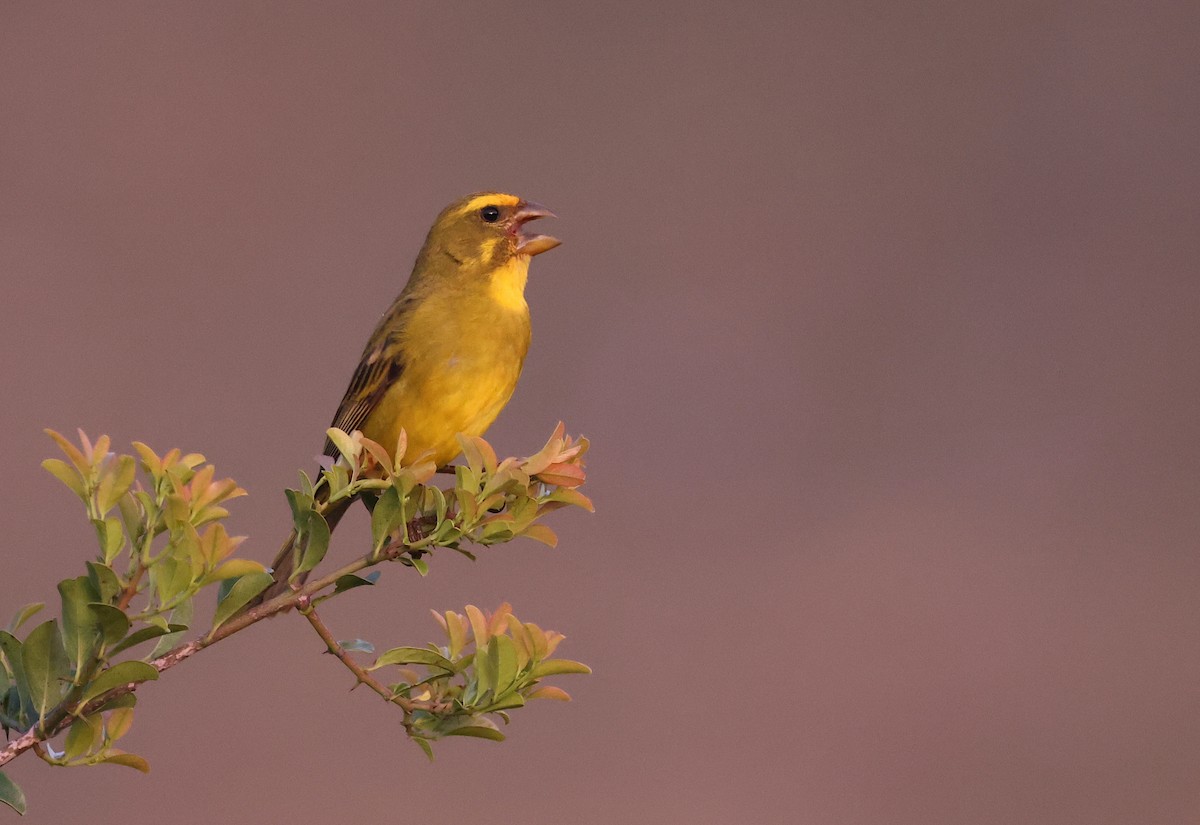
xmin=2 ymin=2 xmax=1198 ymax=823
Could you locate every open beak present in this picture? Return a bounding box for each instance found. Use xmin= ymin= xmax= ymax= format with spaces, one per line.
xmin=512 ymin=200 xmax=562 ymax=257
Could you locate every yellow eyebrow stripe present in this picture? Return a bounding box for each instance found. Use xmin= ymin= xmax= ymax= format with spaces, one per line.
xmin=454 ymin=193 xmax=520 ymax=217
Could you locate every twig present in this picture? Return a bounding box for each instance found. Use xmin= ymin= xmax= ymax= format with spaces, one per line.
xmin=296 ymin=598 xmax=416 ymax=713
xmin=115 ymin=563 xmax=146 ymax=611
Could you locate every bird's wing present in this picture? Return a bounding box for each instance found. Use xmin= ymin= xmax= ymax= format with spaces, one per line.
xmin=322 ymin=300 xmax=411 ymax=459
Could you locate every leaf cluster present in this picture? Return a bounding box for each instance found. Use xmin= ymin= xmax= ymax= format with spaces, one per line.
xmin=2 ymin=432 xmax=252 ymax=811
xmin=1 ymin=424 xmax=592 ymax=816
xmin=354 ymin=603 xmax=589 ymax=757
xmin=278 ymin=422 xmax=592 ymax=589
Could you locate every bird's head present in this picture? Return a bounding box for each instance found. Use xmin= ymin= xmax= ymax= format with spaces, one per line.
xmin=423 ymin=192 xmax=561 ymax=274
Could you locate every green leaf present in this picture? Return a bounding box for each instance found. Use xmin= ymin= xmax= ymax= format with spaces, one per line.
xmin=98 ymin=517 xmax=126 ymax=565
xmin=412 ymin=737 xmax=434 ymax=761
xmin=58 ymin=577 xmax=102 ymax=670
xmin=149 ymin=600 xmax=193 ymax=659
xmin=116 ymin=494 xmax=145 ymax=547
xmin=64 ymin=714 xmax=101 ymax=760
xmin=42 ymin=457 xmax=86 ymax=499
xmin=543 ymin=486 xmax=595 ymax=513
xmin=325 ymin=428 xmax=358 ymax=462
xmin=97 ymin=750 xmax=150 ymax=773
xmin=215 ymin=576 xmax=238 ymax=604
xmin=339 ymin=639 xmax=375 ymax=654
xmin=77 ymin=661 xmax=159 ymax=707
xmin=108 ymin=622 xmax=186 ymax=657
xmin=479 ymin=692 xmax=526 ymax=713
xmin=529 ymin=659 xmax=592 ymax=678
xmin=284 ymin=489 xmax=313 ymax=527
xmin=202 ymin=558 xmax=267 ymax=584
xmin=444 ymin=726 xmax=505 ymax=741
xmin=106 ymin=707 xmax=135 ymax=741
xmin=442 ymin=718 xmax=505 ymax=741
xmin=22 ymin=620 xmax=71 ymax=722
xmin=295 ymin=511 xmax=331 ymax=576
xmin=370 ymin=647 xmax=455 ymax=673
xmin=86 ymin=563 xmax=122 ymax=605
xmin=88 ymin=604 xmax=131 ymax=647
xmin=492 ymin=636 xmax=519 ymax=695
xmin=370 ymin=487 xmax=402 ymax=551
xmin=333 ymin=572 xmax=380 ymax=594
xmin=0 ymin=770 xmax=27 ymax=815
xmin=97 ymin=455 xmax=136 ymax=513
xmin=429 ymin=485 xmax=448 ymax=525
xmin=443 ymin=611 xmax=467 ymax=660
xmin=92 ymin=693 xmax=137 ymax=714
xmin=0 ymin=632 xmax=30 ymax=722
xmin=408 ymin=556 xmax=429 ymax=577
xmin=211 ymin=572 xmax=273 ymax=631
xmin=150 ymin=556 xmax=182 ymax=608
xmin=7 ymin=603 xmax=44 ymax=634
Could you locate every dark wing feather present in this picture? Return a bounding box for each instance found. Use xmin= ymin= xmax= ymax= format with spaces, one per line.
xmin=322 ymin=297 xmax=414 ymax=458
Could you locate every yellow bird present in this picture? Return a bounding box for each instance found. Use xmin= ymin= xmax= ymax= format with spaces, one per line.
xmin=259 ymin=191 xmax=560 ymax=600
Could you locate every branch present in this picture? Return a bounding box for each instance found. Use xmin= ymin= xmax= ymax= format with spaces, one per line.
xmin=0 ymin=538 xmax=409 ymax=768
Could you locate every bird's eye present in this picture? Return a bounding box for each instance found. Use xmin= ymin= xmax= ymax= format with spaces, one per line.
xmin=480 ymin=205 xmax=501 ymax=223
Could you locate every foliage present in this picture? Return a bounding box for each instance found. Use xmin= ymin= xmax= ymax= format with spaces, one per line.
xmin=0 ymin=425 xmax=591 ymax=816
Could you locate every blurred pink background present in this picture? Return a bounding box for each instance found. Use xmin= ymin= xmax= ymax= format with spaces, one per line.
xmin=2 ymin=2 xmax=1199 ymax=823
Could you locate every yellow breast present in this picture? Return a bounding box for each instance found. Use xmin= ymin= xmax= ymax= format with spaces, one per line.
xmin=361 ymin=264 xmax=532 ymax=466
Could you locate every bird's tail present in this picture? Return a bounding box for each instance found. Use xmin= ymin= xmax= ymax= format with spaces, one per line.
xmin=247 ymin=493 xmax=353 ymax=611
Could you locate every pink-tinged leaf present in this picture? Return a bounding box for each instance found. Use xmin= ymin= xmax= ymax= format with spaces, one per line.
xmin=521 ymin=423 xmax=567 ymax=475
xmin=180 ymin=453 xmax=206 ymax=470
xmin=429 ymin=609 xmax=448 ymax=632
xmin=521 ymin=524 xmax=558 ymax=548
xmin=46 ymin=429 xmax=88 ymax=472
xmin=457 ymin=434 xmax=484 ymax=474
xmin=474 ymin=437 xmax=498 ymax=474
xmin=189 ymin=464 xmax=215 ymax=503
xmin=527 ymin=686 xmax=572 ymax=701
xmin=131 ymin=442 xmax=163 ymax=477
xmin=407 ymin=458 xmax=437 ymax=484
xmin=487 ymin=603 xmax=513 ymax=637
xmin=360 ymin=436 xmax=392 ymax=469
xmin=92 ymin=434 xmax=112 ymax=463
xmin=543 ymin=631 xmax=566 ymax=658
xmin=553 ymin=439 xmax=586 ymax=463
xmin=76 ymin=429 xmax=95 ymax=462
xmin=391 ymin=428 xmax=408 ymax=465
xmin=98 ymin=750 xmax=150 ymax=773
xmin=522 ymin=448 xmax=555 ymax=476
xmin=506 ymin=616 xmax=532 ymax=670
xmin=524 ymin=622 xmax=549 ymax=661
xmin=465 ymin=604 xmax=490 ymax=649
xmin=536 ymin=463 xmax=586 ymax=488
